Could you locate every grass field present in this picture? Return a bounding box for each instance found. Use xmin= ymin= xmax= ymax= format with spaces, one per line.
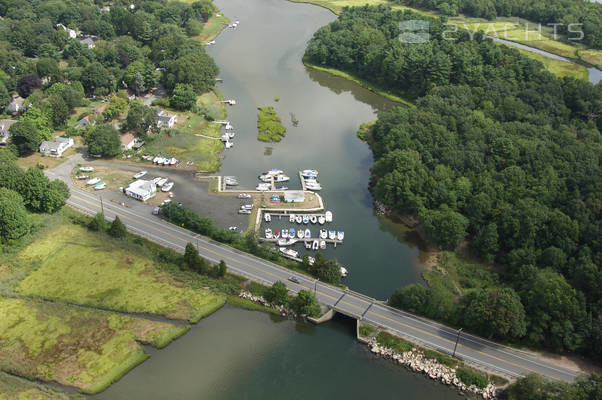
xmin=15 ymin=222 xmax=226 ymax=322
xmin=578 ymin=49 xmax=602 ymax=69
xmin=196 ymin=14 xmax=230 ymax=44
xmin=0 ymin=371 xmax=71 ymax=400
xmin=16 ymin=138 xmax=82 ymax=170
xmin=0 ymin=297 xmax=188 ymax=394
xmin=516 ymin=49 xmax=589 ymax=80
xmin=289 ymin=0 xmax=434 ymax=15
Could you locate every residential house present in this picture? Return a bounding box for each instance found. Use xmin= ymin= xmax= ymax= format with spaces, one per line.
xmin=56 ymin=23 xmax=78 ymax=39
xmin=120 ymin=131 xmax=137 ymax=151
xmin=0 ymin=119 xmax=17 ymax=146
xmin=156 ymin=109 xmax=177 ymax=129
xmin=75 ymin=115 xmax=92 ymax=129
xmin=39 ymin=137 xmax=74 ymax=157
xmin=7 ymin=96 xmax=29 ymax=115
xmin=125 ymin=179 xmax=156 ymax=201
xmin=80 ymin=37 xmax=95 ymax=49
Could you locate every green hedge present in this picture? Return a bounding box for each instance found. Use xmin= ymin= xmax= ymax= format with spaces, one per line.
xmin=457 ymin=368 xmax=488 ymax=389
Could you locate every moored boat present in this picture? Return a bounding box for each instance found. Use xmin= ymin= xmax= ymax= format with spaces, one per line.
xmin=289 ymin=214 xmax=295 ymax=222
xmin=86 ymin=177 xmax=101 ymax=185
xmin=318 ymin=216 xmax=325 ymax=224
xmin=279 ymin=247 xmax=299 ymax=258
xmin=274 ymin=230 xmax=280 ymax=238
xmin=295 ymin=215 xmax=302 ymax=224
xmin=264 ymin=213 xmax=271 ymax=222
xmin=305 ymin=241 xmax=311 ymax=249
xmin=302 ymin=215 xmax=309 ymax=224
xmin=282 ymin=230 xmax=289 ymax=238
xmin=277 ymin=238 xmax=297 ymax=246
xmin=304 ymin=229 xmax=311 ymax=238
xmin=310 ymin=215 xmax=317 ymax=224
xmin=328 ymin=230 xmax=336 ymax=240
xmin=289 ymin=228 xmax=295 ymax=237
xmin=297 ymin=230 xmax=304 ymax=239
xmin=265 ymin=228 xmax=272 ymax=239
xmin=337 ymin=231 xmax=344 ymax=240
xmin=224 ymin=176 xmax=238 ymax=186
xmin=312 ymin=240 xmax=319 ymax=250
xmin=325 ymin=211 xmax=333 ymax=222
xmin=301 ymin=169 xmax=318 ymax=178
xmin=320 ymin=240 xmax=326 ymax=249
xmin=274 ymin=174 xmax=289 ymax=182
xmin=340 ymin=267 xmax=348 ymax=277
xmin=319 ymin=229 xmax=327 ymax=239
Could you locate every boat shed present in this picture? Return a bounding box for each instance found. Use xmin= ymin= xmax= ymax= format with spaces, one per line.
xmin=283 ymin=190 xmax=305 ymax=203
xmin=125 ymin=179 xmax=156 ymax=201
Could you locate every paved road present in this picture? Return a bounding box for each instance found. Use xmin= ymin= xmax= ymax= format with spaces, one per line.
xmin=46 ymin=158 xmax=582 ymax=383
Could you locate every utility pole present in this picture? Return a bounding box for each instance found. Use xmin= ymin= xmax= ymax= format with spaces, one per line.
xmin=100 ymin=196 xmax=104 ymax=214
xmin=452 ymin=328 xmax=463 ymax=358
xmin=314 ymin=279 xmax=318 ymax=295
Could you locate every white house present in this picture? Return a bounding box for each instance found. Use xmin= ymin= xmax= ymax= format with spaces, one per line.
xmin=157 ymin=110 xmax=177 ymax=129
xmin=80 ymin=37 xmax=95 ymax=49
xmin=56 ymin=23 xmax=78 ymax=39
xmin=7 ymin=96 xmax=29 ymax=115
xmin=39 ymin=137 xmax=74 ymax=157
xmin=125 ymin=179 xmax=156 ymax=201
xmin=120 ymin=132 xmax=137 ymax=151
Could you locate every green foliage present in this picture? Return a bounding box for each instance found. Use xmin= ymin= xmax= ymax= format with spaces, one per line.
xmin=359 ymin=323 xmax=377 ymax=337
xmin=389 ymin=283 xmax=428 ymax=313
xmin=0 ymin=81 xmax=9 ymax=110
xmin=290 ymin=290 xmax=320 ymax=317
xmin=88 ymin=212 xmax=107 ymax=232
xmin=0 ymin=188 xmax=29 ymax=241
xmin=103 ymin=96 xmax=129 ymax=122
xmin=22 ymin=106 xmax=52 ymax=140
xmin=183 ymin=242 xmax=209 ymax=274
xmin=122 ymin=103 xmax=159 ymax=139
xmin=9 ymin=121 xmax=42 ymax=156
xmin=308 ymin=253 xmax=341 ymax=284
xmin=163 ymin=51 xmax=219 ymax=93
xmin=85 ymin=124 xmax=121 ymax=157
xmin=376 ymin=331 xmax=413 ymax=353
xmin=108 ymin=217 xmax=127 ymax=239
xmin=456 ymin=368 xmax=488 ymax=389
xmin=264 ymin=281 xmax=289 ymax=305
xmin=500 ymin=373 xmax=602 ymax=400
xmin=17 ymin=73 xmax=42 ymax=98
xmin=209 ymin=260 xmax=227 ymax=278
xmin=420 ymin=206 xmax=468 ymax=250
xmin=257 ymin=106 xmax=286 ymax=142
xmin=422 ymin=349 xmax=457 ymax=367
xmin=170 ymin=83 xmax=197 ymax=111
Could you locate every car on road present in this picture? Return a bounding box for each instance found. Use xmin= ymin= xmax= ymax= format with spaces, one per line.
xmin=288 ymin=276 xmax=300 ymax=284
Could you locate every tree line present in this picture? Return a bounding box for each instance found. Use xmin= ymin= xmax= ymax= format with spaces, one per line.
xmin=305 ymin=5 xmax=601 ymax=360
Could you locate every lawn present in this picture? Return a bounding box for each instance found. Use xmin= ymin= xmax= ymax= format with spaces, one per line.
xmin=71 ymin=164 xmax=133 ymax=193
xmin=16 ymin=222 xmax=226 ymax=322
xmin=0 ymin=371 xmax=70 ymax=400
xmin=0 ymin=297 xmax=188 ymax=394
xmin=196 ymin=14 xmax=230 ymax=44
xmin=16 ymin=138 xmax=82 ymax=170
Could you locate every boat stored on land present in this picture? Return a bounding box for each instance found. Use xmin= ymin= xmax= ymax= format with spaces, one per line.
xmin=79 ymin=166 xmax=94 ymax=172
xmin=241 ymin=204 xmax=253 ymax=210
xmin=77 ymin=175 xmax=89 ymax=180
xmin=238 ymin=209 xmax=251 ymax=214
xmin=86 ymin=177 xmax=101 ymax=185
xmin=133 ymin=171 xmax=147 ymax=179
xmin=93 ymin=182 xmax=106 ymax=190
xmin=279 ymin=247 xmax=299 ymax=258
xmin=161 ymin=182 xmax=174 ymax=192
xmin=237 ymin=193 xmax=251 ymax=199
xmin=156 ymin=178 xmax=168 ymax=187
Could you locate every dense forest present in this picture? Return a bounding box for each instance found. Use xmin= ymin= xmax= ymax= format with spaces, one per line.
xmin=305 ymin=5 xmax=601 ymax=360
xmin=391 ymin=0 xmax=602 ymax=48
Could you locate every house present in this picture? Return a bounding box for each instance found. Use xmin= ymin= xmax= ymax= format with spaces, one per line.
xmin=125 ymin=180 xmax=156 ymax=201
xmin=120 ymin=131 xmax=137 ymax=151
xmin=75 ymin=115 xmax=92 ymax=128
xmin=56 ymin=23 xmax=78 ymax=39
xmin=7 ymin=96 xmax=29 ymax=115
xmin=39 ymin=137 xmax=74 ymax=157
xmin=80 ymin=37 xmax=95 ymax=49
xmin=156 ymin=110 xmax=177 ymax=129
xmin=0 ymin=119 xmax=17 ymax=146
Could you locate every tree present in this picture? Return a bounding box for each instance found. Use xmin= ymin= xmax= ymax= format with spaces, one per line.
xmin=9 ymin=121 xmax=41 ymax=156
xmin=45 ymin=94 xmax=70 ymax=128
xmin=471 ymin=222 xmax=499 ymax=263
xmin=210 ymin=260 xmax=227 ymax=278
xmin=122 ymin=103 xmax=159 ymax=138
xmin=0 ymin=157 xmax=24 ymax=192
xmin=43 ymin=180 xmax=69 ymax=213
xmin=81 ymin=62 xmax=113 ymax=95
xmin=20 ymin=167 xmax=49 ymax=212
xmin=265 ymin=281 xmax=289 ymax=305
xmin=89 ymin=212 xmax=107 ymax=232
xmin=103 ymin=95 xmax=129 ymax=121
xmin=420 ymin=207 xmax=468 ymax=250
xmin=0 ymin=81 xmax=9 ymax=110
xmin=22 ymin=107 xmax=52 ymax=140
xmin=183 ymin=242 xmax=208 ymax=274
xmin=170 ymin=83 xmax=196 ymax=110
xmin=0 ymin=188 xmax=29 ymax=241
xmin=108 ymin=216 xmax=127 ymax=238
xmin=17 ymin=73 xmax=42 ymax=98
xmin=131 ymin=72 xmax=146 ymax=96
xmin=85 ymin=124 xmax=121 ymax=157
xmin=163 ymin=51 xmax=219 ymax=93
xmin=309 ymin=253 xmax=341 ymax=284
xmin=36 ymin=57 xmax=59 ymax=79
xmin=290 ymin=290 xmax=320 ymax=317
xmin=389 ymin=284 xmax=428 ymax=314
xmin=462 ymin=287 xmax=527 ymax=340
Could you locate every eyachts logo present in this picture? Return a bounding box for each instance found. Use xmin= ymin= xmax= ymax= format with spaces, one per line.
xmin=399 ymin=20 xmax=430 ymax=43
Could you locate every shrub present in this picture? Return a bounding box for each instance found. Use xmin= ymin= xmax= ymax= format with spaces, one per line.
xmin=376 ymin=331 xmax=413 ymax=353
xmin=457 ymin=368 xmax=488 ymax=389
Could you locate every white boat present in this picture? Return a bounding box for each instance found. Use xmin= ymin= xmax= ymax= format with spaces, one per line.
xmin=282 ymin=230 xmax=289 ymax=239
xmin=264 ymin=213 xmax=271 ymax=222
xmin=170 ymin=157 xmax=177 ymax=165
xmin=289 ymin=214 xmax=295 ymax=222
xmin=296 ymin=230 xmax=304 ymax=239
xmin=156 ymin=178 xmax=168 ymax=187
xmin=274 ymin=174 xmax=289 ymax=182
xmin=305 ymin=241 xmax=311 ymax=249
xmin=228 ymin=131 xmax=236 ymax=138
xmin=155 ymin=157 xmax=165 ymax=164
xmin=225 ymin=141 xmax=234 ymax=149
xmin=340 ymin=267 xmax=348 ymax=277
xmin=238 ymin=209 xmax=251 ymax=214
xmin=304 ymin=229 xmax=311 ymax=238
xmin=225 ymin=123 xmax=233 ymax=130
xmin=133 ymin=171 xmax=147 ymax=179
xmin=77 ymin=175 xmax=89 ymax=180
xmin=295 ymin=215 xmax=302 ymax=224
xmin=304 ymin=178 xmax=319 ymax=184
xmin=152 ymin=177 xmax=162 ymax=185
xmin=224 ymin=176 xmax=238 ymax=186
xmin=319 ymin=229 xmax=327 ymax=239
xmin=79 ymin=166 xmax=94 ymax=172
xmin=302 ymin=215 xmax=309 ymax=224
xmin=310 ymin=215 xmax=317 ymax=224
xmin=161 ymin=182 xmax=174 ymax=192
xmin=328 ymin=230 xmax=336 ymax=240
xmin=256 ymin=183 xmax=270 ymax=191
xmin=264 ymin=169 xmax=283 ymax=176
xmin=279 ymin=247 xmax=299 ymax=258
xmin=274 ymin=230 xmax=280 ymax=239
xmin=325 ymin=211 xmax=333 ymax=222
xmin=312 ymin=240 xmax=319 ymax=250
xmin=86 ymin=177 xmax=101 ymax=185
xmin=320 ymin=240 xmax=326 ymax=249
xmin=265 ymin=228 xmax=272 ymax=239
xmin=277 ymin=238 xmax=297 ymax=246
xmin=275 ymin=185 xmax=288 ymax=191
xmin=163 ymin=158 xmax=171 ymax=166
xmin=161 ymin=199 xmax=171 ymax=205
xmin=241 ymin=204 xmax=253 ymax=210
xmin=93 ymin=182 xmax=106 ymax=190
xmin=301 ymin=169 xmax=318 ymax=178
xmin=237 ymin=193 xmax=251 ymax=199
xmin=152 ymin=156 xmax=160 ymax=163
xmin=318 ymin=216 xmax=325 ymax=225
xmin=207 ymin=40 xmax=216 ymax=45
xmin=305 ymin=182 xmax=322 ymax=191
xmin=258 ymin=174 xmax=272 ymax=182
xmin=337 ymin=231 xmax=344 ymax=241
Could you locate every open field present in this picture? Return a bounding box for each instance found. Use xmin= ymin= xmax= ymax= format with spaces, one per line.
xmin=15 ymin=222 xmax=226 ymax=322
xmin=516 ymin=49 xmax=589 ymax=80
xmin=0 ymin=371 xmax=71 ymax=400
xmin=16 ymin=138 xmax=82 ymax=170
xmin=0 ymin=297 xmax=188 ymax=394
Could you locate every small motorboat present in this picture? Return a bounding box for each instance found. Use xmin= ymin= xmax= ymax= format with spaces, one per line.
xmin=318 ymin=216 xmax=325 ymax=224
xmin=228 ymin=131 xmax=236 ymax=138
xmin=86 ymin=177 xmax=101 ymax=185
xmin=163 ymin=158 xmax=171 ymax=166
xmin=79 ymin=166 xmax=94 ymax=172
xmin=304 ymin=229 xmax=311 ymax=238
xmin=340 ymin=267 xmax=348 ymax=278
xmin=279 ymin=247 xmax=299 ymax=258
xmin=152 ymin=156 xmax=160 ymax=163
xmin=312 ymin=240 xmax=319 ymax=250
xmin=264 ymin=169 xmax=283 ymax=176
xmin=320 ymin=240 xmax=326 ymax=249
xmin=156 ymin=178 xmax=168 ymax=187
xmin=274 ymin=185 xmax=288 ymax=191
xmin=274 ymin=230 xmax=280 ymax=238
xmin=277 ymin=238 xmax=297 ymax=246
xmin=93 ymin=182 xmax=106 ymax=190
xmin=155 ymin=157 xmax=165 ymax=164
xmin=302 ymin=215 xmax=309 ymax=224
xmin=237 ymin=193 xmax=251 ymax=199
xmin=170 ymin=157 xmax=177 ymax=165
xmin=274 ymin=174 xmax=289 ymax=182
xmin=265 ymin=228 xmax=272 ymax=239
xmin=295 ymin=215 xmax=302 ymax=224
xmin=337 ymin=231 xmax=344 ymax=241
xmin=161 ymin=182 xmax=174 ymax=192
xmin=301 ymin=169 xmax=318 ymax=178
xmin=264 ymin=213 xmax=271 ymax=222
xmin=225 ymin=176 xmax=238 ymax=186
xmin=225 ymin=141 xmax=234 ymax=149
xmin=256 ymin=183 xmax=270 ymax=191
xmin=238 ymin=209 xmax=251 ymax=214
xmin=289 ymin=214 xmax=295 ymax=222
xmin=325 ymin=211 xmax=333 ymax=222
xmin=207 ymin=40 xmax=216 ymax=45
xmin=310 ymin=215 xmax=317 ymax=224
xmin=289 ymin=228 xmax=295 ymax=237
xmin=133 ymin=171 xmax=147 ymax=179
xmin=329 ymin=231 xmax=336 ymax=240
xmin=153 ymin=177 xmax=162 ymax=184
xmin=305 ymin=182 xmax=322 ymax=191
xmin=319 ymin=229 xmax=327 ymax=239
xmin=305 ymin=241 xmax=312 ymax=249
xmin=225 ymin=123 xmax=233 ymax=130
xmin=258 ymin=174 xmax=272 ymax=182
xmin=296 ymin=230 xmax=304 ymax=239
xmin=77 ymin=175 xmax=89 ymax=180
xmin=282 ymin=230 xmax=289 ymax=239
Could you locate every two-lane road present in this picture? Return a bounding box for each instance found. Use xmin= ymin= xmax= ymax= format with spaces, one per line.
xmin=47 ymin=163 xmax=582 ymax=383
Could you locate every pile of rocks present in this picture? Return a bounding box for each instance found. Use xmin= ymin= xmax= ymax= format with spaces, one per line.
xmin=238 ymin=291 xmax=291 ymax=317
xmin=373 ymin=200 xmax=389 ymax=216
xmin=369 ymin=342 xmax=497 ymax=399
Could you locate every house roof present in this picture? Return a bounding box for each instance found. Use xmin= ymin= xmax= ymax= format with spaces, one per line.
xmin=120 ymin=131 xmax=136 ymax=145
xmin=39 ymin=140 xmax=62 ymax=151
xmin=127 ymin=180 xmax=156 ymax=196
xmin=0 ymin=119 xmax=17 ymax=134
xmin=94 ymin=104 xmax=107 ymax=114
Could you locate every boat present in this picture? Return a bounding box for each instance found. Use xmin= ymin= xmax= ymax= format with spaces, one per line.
xmin=337 ymin=231 xmax=344 ymax=241
xmin=152 ymin=156 xmax=160 ymax=163
xmin=225 ymin=141 xmax=233 ymax=149
xmin=320 ymin=240 xmax=326 ymax=249
xmin=304 ymin=229 xmax=311 ymax=238
xmin=312 ymin=240 xmax=319 ymax=250
xmin=329 ymin=230 xmax=336 ymax=240
xmin=93 ymin=182 xmax=106 ymax=190
xmin=305 ymin=182 xmax=322 ymax=191
xmin=225 ymin=123 xmax=233 ymax=130
xmin=305 ymin=241 xmax=311 ymax=249
xmin=156 ymin=178 xmax=168 ymax=187
xmin=224 ymin=176 xmax=238 ymax=186
xmin=289 ymin=214 xmax=295 ymax=223
xmin=265 ymin=228 xmax=272 ymax=239
xmin=318 ymin=216 xmax=325 ymax=224
xmin=237 ymin=193 xmax=251 ymax=199
xmin=163 ymin=158 xmax=171 ymax=166
xmin=77 ymin=175 xmax=89 ymax=180
xmin=86 ymin=177 xmax=101 ymax=185
xmin=270 ymin=194 xmax=280 ymax=203
xmin=220 ymin=134 xmax=229 ymax=142
xmin=258 ymin=174 xmax=272 ymax=182
xmin=207 ymin=40 xmax=216 ymax=45
xmin=256 ymin=183 xmax=270 ymax=191
xmin=241 ymin=204 xmax=253 ymax=210
xmin=325 ymin=211 xmax=333 ymax=222
xmin=161 ymin=199 xmax=171 ymax=205
xmin=264 ymin=213 xmax=271 ymax=222
xmin=238 ymin=209 xmax=251 ymax=214
xmin=296 ymin=230 xmax=304 ymax=239
xmin=133 ymin=171 xmax=147 ymax=179
xmin=161 ymin=182 xmax=174 ymax=192
xmin=279 ymin=247 xmax=299 ymax=258
xmin=273 ymin=230 xmax=280 ymax=238
xmin=282 ymin=230 xmax=288 ymax=239
xmin=302 ymin=215 xmax=309 ymax=224
xmin=301 ymin=169 xmax=318 ymax=178
xmin=170 ymin=157 xmax=177 ymax=165
xmin=274 ymin=174 xmax=289 ymax=182
xmin=228 ymin=131 xmax=236 ymax=138
xmin=155 ymin=157 xmax=164 ymax=164
xmin=152 ymin=177 xmax=162 ymax=185
xmin=340 ymin=267 xmax=348 ymax=278
xmin=308 ymin=256 xmax=315 ymax=266
xmin=295 ymin=215 xmax=302 ymax=224
xmin=319 ymin=229 xmax=327 ymax=239
xmin=277 ymin=238 xmax=297 ymax=246
xmin=274 ymin=185 xmax=288 ymax=190
xmin=289 ymin=228 xmax=295 ymax=237
xmin=79 ymin=166 xmax=94 ymax=172
xmin=310 ymin=215 xmax=317 ymax=224
xmin=264 ymin=169 xmax=283 ymax=176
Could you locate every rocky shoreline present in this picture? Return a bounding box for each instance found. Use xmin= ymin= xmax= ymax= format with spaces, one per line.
xmin=238 ymin=291 xmax=295 ymax=318
xmin=368 ymin=341 xmax=498 ymax=399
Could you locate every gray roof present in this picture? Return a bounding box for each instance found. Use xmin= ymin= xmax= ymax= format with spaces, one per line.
xmin=0 ymin=119 xmax=17 ymax=135
xmin=39 ymin=140 xmax=62 ymax=151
